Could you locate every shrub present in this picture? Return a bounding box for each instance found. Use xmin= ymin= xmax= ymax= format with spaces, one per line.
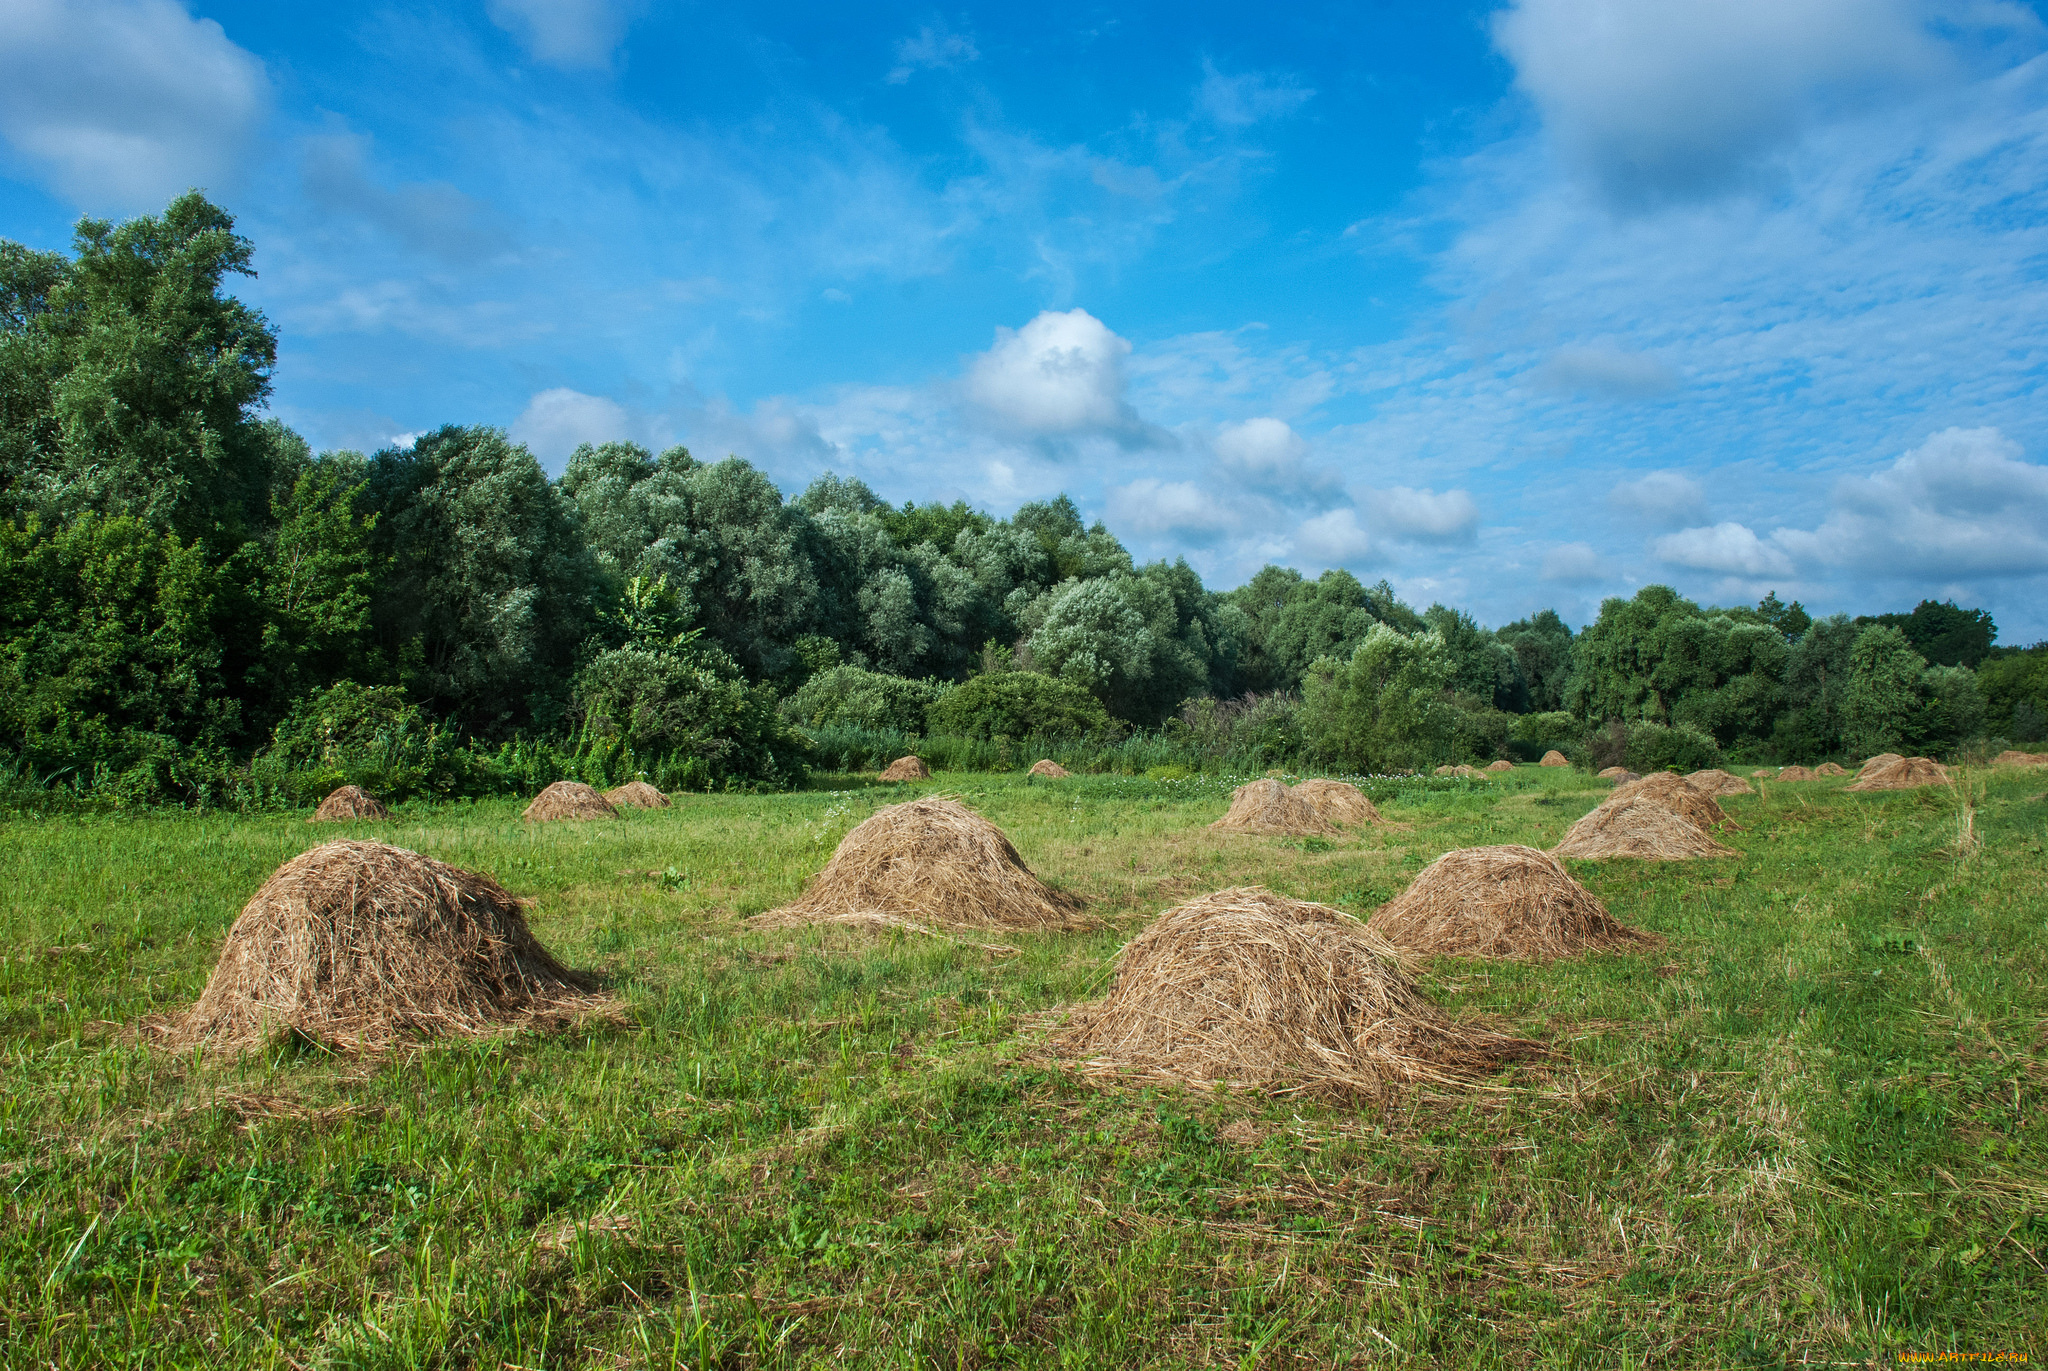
xmin=782 ymin=665 xmax=951 ymax=734
xmin=1622 ymin=721 xmax=1722 ymax=774
xmin=926 ymin=671 xmax=1114 ymax=741
xmin=573 ymin=646 xmax=806 ymax=788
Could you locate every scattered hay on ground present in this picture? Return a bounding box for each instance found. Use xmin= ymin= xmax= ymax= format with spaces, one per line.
xmin=1776 ymin=765 xmax=1817 ymax=781
xmin=602 ymin=780 xmax=670 ymax=809
xmin=1047 ymin=886 xmax=1542 ymax=1100
xmin=312 ymin=786 xmax=389 ymax=822
xmin=1551 ymin=795 xmax=1737 ymax=861
xmin=755 ymin=797 xmax=1088 ymax=932
xmin=1368 ymin=844 xmax=1658 ymax=960
xmin=1609 ymin=772 xmax=1734 ymax=832
xmin=1689 ymin=769 xmax=1756 ymax=796
xmin=1028 ymin=759 xmax=1073 ymax=778
xmin=1290 ymin=778 xmax=1383 ymax=828
xmin=1539 ymin=750 xmax=1570 ymax=767
xmin=523 ymin=782 xmax=619 ymax=823
xmin=1210 ymin=778 xmax=1339 ymax=836
xmin=1847 ymin=756 xmax=1951 ymax=792
xmin=1993 ymin=750 xmax=2048 ymax=768
xmin=151 ymin=840 xmax=604 ymax=1054
xmin=878 ymin=756 xmax=932 ymax=782
xmin=1486 ymin=759 xmax=1514 ymax=773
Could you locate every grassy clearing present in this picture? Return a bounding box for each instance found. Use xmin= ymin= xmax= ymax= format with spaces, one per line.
xmin=1 ymin=767 xmax=2043 ymax=1367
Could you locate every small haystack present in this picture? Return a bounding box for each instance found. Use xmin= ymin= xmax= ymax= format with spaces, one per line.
xmin=1689 ymin=769 xmax=1756 ymax=796
xmin=1028 ymin=759 xmax=1073 ymax=778
xmin=1597 ymin=765 xmax=1632 ymax=780
xmin=1368 ymin=844 xmax=1657 ymax=960
xmin=1993 ymin=750 xmax=2048 ymax=768
xmin=1486 ymin=760 xmax=1514 ymax=773
xmin=1049 ymin=886 xmax=1541 ymax=1099
xmin=523 ymin=781 xmax=619 ymax=823
xmin=758 ymin=797 xmax=1086 ymax=931
xmin=1539 ymin=750 xmax=1570 ymax=768
xmin=1210 ymin=778 xmax=1339 ymax=836
xmin=1291 ymin=778 xmax=1383 ymax=828
xmin=879 ymin=756 xmax=932 ymax=782
xmin=602 ymin=780 xmax=670 ymax=810
xmin=1815 ymin=762 xmax=1850 ymax=777
xmin=312 ymin=785 xmax=389 ymax=822
xmin=155 ymin=840 xmax=602 ymax=1053
xmin=1750 ymin=769 xmax=1774 ymax=779
xmin=1610 ymin=772 xmax=1734 ymax=832
xmin=1777 ymin=765 xmax=1817 ymax=782
xmin=1434 ymin=764 xmax=1484 ymax=778
xmin=1552 ymin=795 xmax=1737 ymax=861
xmin=1858 ymin=753 xmax=1905 ymax=776
xmin=1847 ymin=756 xmax=1951 ymax=792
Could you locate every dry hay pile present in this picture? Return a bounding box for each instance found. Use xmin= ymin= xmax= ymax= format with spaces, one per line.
xmin=757 ymin=797 xmax=1087 ymax=932
xmin=523 ymin=782 xmax=619 ymax=822
xmin=1539 ymin=750 xmax=1570 ymax=768
xmin=1290 ymin=778 xmax=1383 ymax=828
xmin=602 ymin=780 xmax=670 ymax=809
xmin=1688 ymin=769 xmax=1755 ymax=796
xmin=1433 ymin=764 xmax=1483 ymax=778
xmin=1551 ymin=795 xmax=1737 ymax=861
xmin=1486 ymin=759 xmax=1514 ymax=773
xmin=1597 ymin=766 xmax=1634 ymax=781
xmin=1028 ymin=759 xmax=1073 ymax=778
xmin=1610 ymin=772 xmax=1734 ymax=832
xmin=1368 ymin=844 xmax=1657 ymax=960
xmin=312 ymin=786 xmax=388 ymax=822
xmin=878 ymin=756 xmax=932 ymax=782
xmin=1776 ymin=765 xmax=1817 ymax=782
xmin=1858 ymin=753 xmax=1905 ymax=776
xmin=1210 ymin=778 xmax=1339 ymax=836
xmin=1751 ymin=769 xmax=1774 ymax=779
xmin=1847 ymin=756 xmax=1951 ymax=792
xmin=1993 ymin=750 xmax=2048 ymax=768
xmin=154 ymin=840 xmax=603 ymax=1053
xmin=1815 ymin=762 xmax=1850 ymax=777
xmin=1049 ymin=886 xmax=1542 ymax=1099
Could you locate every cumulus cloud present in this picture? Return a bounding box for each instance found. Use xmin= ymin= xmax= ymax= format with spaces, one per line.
xmin=1210 ymin=417 xmax=1342 ymax=504
xmin=302 ymin=123 xmax=511 ymax=262
xmin=1491 ymin=0 xmax=1983 ymax=206
xmin=1196 ymin=62 xmax=1315 ymax=127
xmin=1541 ymin=542 xmax=1607 ymax=582
xmin=1371 ymin=487 xmax=1480 ymax=542
xmin=1775 ymin=426 xmax=2048 ymax=576
xmin=487 ymin=0 xmax=639 ymax=70
xmin=1529 ymin=346 xmax=1679 ymax=399
xmin=1610 ymin=470 xmax=1708 ymax=526
xmin=0 ymin=0 xmax=268 ymax=208
xmin=1655 ymin=521 xmax=1796 ymax=577
xmin=1292 ymin=507 xmax=1375 ymax=565
xmin=1107 ymin=478 xmax=1241 ymax=544
xmin=509 ymin=388 xmax=650 ymax=466
xmin=887 ymin=25 xmax=978 ymax=84
xmin=965 ymin=309 xmax=1152 ymax=443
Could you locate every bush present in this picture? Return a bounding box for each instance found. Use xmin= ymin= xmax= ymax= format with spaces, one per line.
xmin=573 ymin=646 xmax=807 ymax=788
xmin=926 ymin=671 xmax=1114 ymax=741
xmin=782 ymin=665 xmax=952 ymax=733
xmin=1170 ymin=693 xmax=1302 ymax=769
xmin=1622 ymin=721 xmax=1722 ymax=774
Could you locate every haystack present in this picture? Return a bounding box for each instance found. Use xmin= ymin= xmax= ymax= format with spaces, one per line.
xmin=1858 ymin=753 xmax=1905 ymax=775
xmin=1551 ymin=795 xmax=1737 ymax=861
xmin=1776 ymin=765 xmax=1817 ymax=782
xmin=1815 ymin=762 xmax=1850 ymax=777
xmin=155 ymin=840 xmax=602 ymax=1053
xmin=758 ymin=797 xmax=1087 ymax=931
xmin=1847 ymin=756 xmax=1950 ymax=792
xmin=1049 ymin=887 xmax=1541 ymax=1100
xmin=603 ymin=780 xmax=670 ymax=810
xmin=312 ymin=785 xmax=388 ymax=822
xmin=1486 ymin=760 xmax=1514 ymax=773
xmin=1597 ymin=765 xmax=1631 ymax=780
xmin=523 ymin=781 xmax=619 ymax=822
xmin=1609 ymin=772 xmax=1733 ymax=832
xmin=1993 ymin=750 xmax=2048 ymax=768
xmin=1028 ymin=759 xmax=1073 ymax=778
xmin=1434 ymin=764 xmax=1483 ymax=778
xmin=1539 ymin=750 xmax=1570 ymax=768
xmin=1689 ymin=769 xmax=1755 ymax=796
xmin=1750 ymin=769 xmax=1773 ymax=779
xmin=879 ymin=756 xmax=932 ymax=782
xmin=1368 ymin=845 xmax=1657 ymax=960
xmin=1210 ymin=778 xmax=1339 ymax=836
xmin=1290 ymin=778 xmax=1383 ymax=828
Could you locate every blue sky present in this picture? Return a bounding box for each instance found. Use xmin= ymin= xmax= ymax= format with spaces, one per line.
xmin=4 ymin=1 xmax=2048 ymax=640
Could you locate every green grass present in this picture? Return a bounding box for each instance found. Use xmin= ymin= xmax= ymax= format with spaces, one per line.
xmin=1 ymin=766 xmax=2043 ymax=1368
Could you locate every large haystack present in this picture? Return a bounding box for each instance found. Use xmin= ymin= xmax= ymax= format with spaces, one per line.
xmin=1609 ymin=772 xmax=1733 ymax=832
xmin=1776 ymin=765 xmax=1817 ymax=782
xmin=1291 ymin=778 xmax=1383 ymax=828
xmin=1551 ymin=795 xmax=1737 ymax=860
xmin=523 ymin=781 xmax=619 ymax=823
xmin=1993 ymin=750 xmax=2048 ymax=768
xmin=1368 ymin=845 xmax=1657 ymax=960
xmin=1486 ymin=760 xmax=1514 ymax=773
xmin=1049 ymin=886 xmax=1542 ymax=1099
xmin=602 ymin=780 xmax=670 ymax=810
xmin=1858 ymin=753 xmax=1905 ymax=776
xmin=1539 ymin=750 xmax=1570 ymax=768
xmin=1846 ymin=756 xmax=1951 ymax=792
xmin=878 ymin=756 xmax=932 ymax=782
xmin=1210 ymin=778 xmax=1339 ymax=836
xmin=1688 ymin=769 xmax=1755 ymax=796
xmin=156 ymin=840 xmax=602 ymax=1053
xmin=312 ymin=785 xmax=389 ymax=822
xmin=758 ymin=797 xmax=1087 ymax=931
xmin=1028 ymin=759 xmax=1073 ymax=778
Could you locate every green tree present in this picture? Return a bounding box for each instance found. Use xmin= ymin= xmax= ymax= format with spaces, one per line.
xmin=782 ymin=665 xmax=953 ymax=733
xmin=1299 ymin=625 xmax=1457 ymax=772
xmin=1841 ymin=624 xmax=1926 ymax=758
xmin=1857 ymin=599 xmax=1997 ymax=668
xmin=1496 ymin=609 xmax=1575 ymax=713
xmin=925 ymin=671 xmax=1113 ymax=740
xmin=573 ymin=644 xmax=803 ymax=788
xmin=1976 ymin=645 xmax=2048 ymax=742
xmin=252 ymin=451 xmax=381 ymax=709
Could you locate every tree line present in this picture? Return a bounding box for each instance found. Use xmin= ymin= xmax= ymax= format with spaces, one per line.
xmin=3 ymin=195 xmax=2043 ymax=805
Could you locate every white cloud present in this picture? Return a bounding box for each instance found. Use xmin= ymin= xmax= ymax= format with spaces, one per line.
xmin=1610 ymin=470 xmax=1708 ymax=526
xmin=1655 ymin=521 xmax=1796 ymax=577
xmin=965 ymin=308 xmax=1149 ymax=442
xmin=0 ymin=0 xmax=268 ymax=208
xmin=1210 ymin=416 xmax=1341 ymax=504
xmin=1107 ymin=478 xmax=1240 ymax=544
xmin=300 ymin=123 xmax=511 ymax=262
xmin=487 ymin=0 xmax=638 ymax=70
xmin=1774 ymin=426 xmax=2048 ymax=576
xmin=1372 ymin=487 xmax=1480 ymax=542
xmin=1196 ymin=62 xmax=1314 ymax=127
xmin=1529 ymin=347 xmax=1679 ymax=399
xmin=1541 ymin=542 xmax=1606 ymax=582
xmin=1292 ymin=508 xmax=1376 ymax=566
xmin=887 ymin=25 xmax=978 ymax=84
xmin=509 ymin=388 xmax=649 ymax=465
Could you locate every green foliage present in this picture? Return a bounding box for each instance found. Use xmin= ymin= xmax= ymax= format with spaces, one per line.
xmin=1170 ymin=693 xmax=1303 ymax=768
xmin=1425 ymin=603 xmax=1516 ymax=709
xmin=1858 ymin=599 xmax=1996 ymax=668
xmin=252 ymin=453 xmax=381 ymax=710
xmin=1976 ymin=644 xmax=2048 ymax=742
xmin=1842 ymin=624 xmax=1927 ymax=758
xmin=1620 ymin=720 xmax=1723 ymax=774
xmin=1228 ymin=568 xmax=1422 ymax=692
xmin=1496 ymin=608 xmax=1575 ymax=712
xmin=925 ymin=671 xmax=1113 ymax=740
xmin=573 ymin=645 xmax=806 ymax=789
xmin=1019 ymin=562 xmax=1232 ymax=724
xmin=1299 ymin=625 xmax=1457 ymax=772
xmin=782 ymin=665 xmax=953 ymax=733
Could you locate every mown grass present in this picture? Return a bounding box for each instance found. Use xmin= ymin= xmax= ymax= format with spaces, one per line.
xmin=0 ymin=766 xmax=2042 ymax=1368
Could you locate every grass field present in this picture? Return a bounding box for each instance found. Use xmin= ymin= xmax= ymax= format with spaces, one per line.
xmin=1 ymin=766 xmax=2043 ymax=1368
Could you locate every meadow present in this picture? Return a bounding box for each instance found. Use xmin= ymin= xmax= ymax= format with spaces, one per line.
xmin=0 ymin=765 xmax=2042 ymax=1368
